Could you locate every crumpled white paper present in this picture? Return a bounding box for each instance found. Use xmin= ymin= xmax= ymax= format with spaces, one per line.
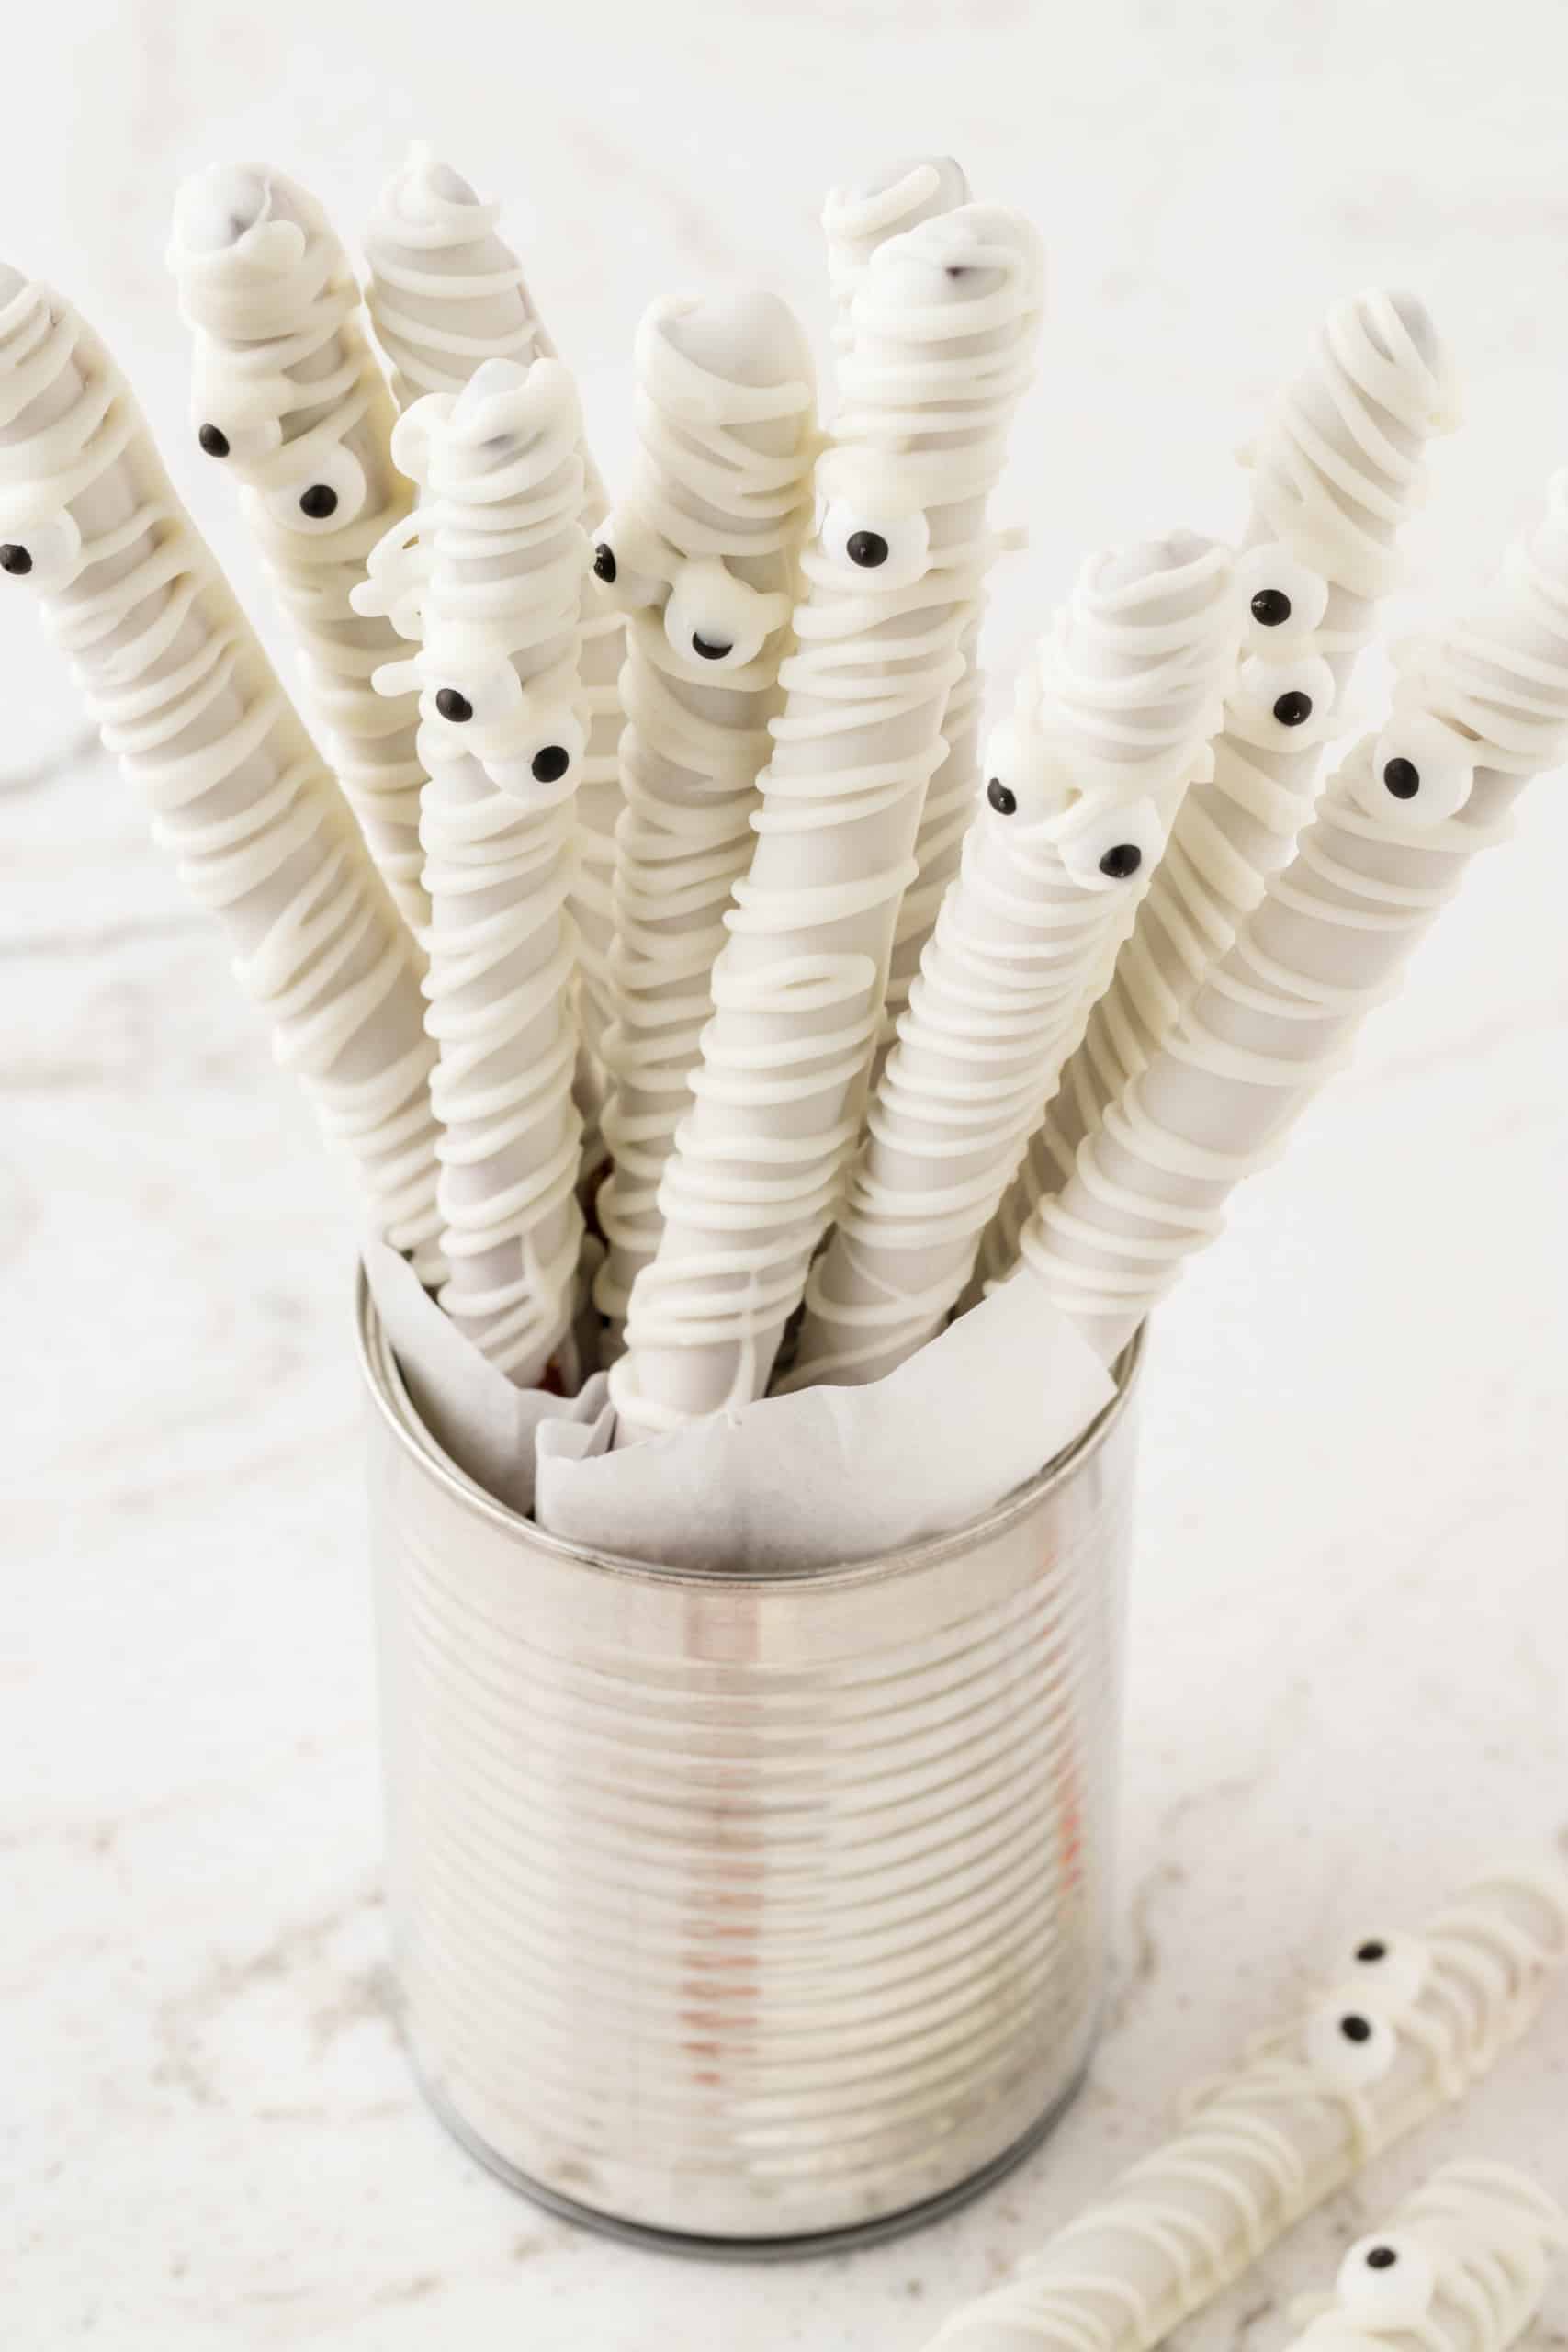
xmin=363 ymin=1238 xmax=1115 ymax=1573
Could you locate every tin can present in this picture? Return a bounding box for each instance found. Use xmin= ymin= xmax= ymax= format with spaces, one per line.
xmin=359 ymin=1275 xmax=1139 ymax=2254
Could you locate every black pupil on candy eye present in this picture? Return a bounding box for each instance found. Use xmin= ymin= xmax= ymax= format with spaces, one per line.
xmin=692 ymin=633 xmax=732 ymax=661
xmin=531 ymin=746 xmax=570 ymax=783
xmin=1340 ymin=2013 xmax=1373 ymax=2043
xmin=299 ymin=483 xmax=338 ymax=520
xmin=1250 ymin=587 xmax=1292 ymax=628
xmin=1100 ymin=843 xmax=1143 ymax=880
xmin=592 ymin=543 xmax=616 ymax=583
xmin=435 ymin=689 xmax=473 ymax=723
xmin=1367 ymin=2248 xmax=1398 ymax=2270
xmin=847 ymin=530 xmax=889 ymax=568
xmin=1357 ymin=1939 xmax=1388 ymax=1962
xmin=1383 ymin=757 xmax=1420 ymax=799
xmin=0 ymin=543 xmax=32 ymax=576
xmin=198 ymin=423 xmax=231 ymax=458
xmin=987 ymin=779 xmax=1017 ymax=816
xmin=1273 ymin=690 xmax=1313 ymax=726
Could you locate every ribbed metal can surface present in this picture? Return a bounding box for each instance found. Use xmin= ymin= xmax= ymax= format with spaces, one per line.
xmin=359 ymin=1280 xmax=1138 ymax=2252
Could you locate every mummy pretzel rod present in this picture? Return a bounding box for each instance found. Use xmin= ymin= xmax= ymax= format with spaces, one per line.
xmin=922 ymin=1857 xmax=1568 ymax=2352
xmin=167 ymin=163 xmax=431 ymax=936
xmin=355 ymin=356 xmax=590 ymax=1383
xmin=788 ymin=531 xmax=1236 ymax=1388
xmin=612 ymin=202 xmax=1046 ymax=1442
xmin=590 ymin=288 xmax=817 ymax=1336
xmin=979 ymin=288 xmax=1457 ymax=1290
xmin=0 ymin=269 xmax=444 ymax=1275
xmin=823 ymin=155 xmax=981 ymax=1066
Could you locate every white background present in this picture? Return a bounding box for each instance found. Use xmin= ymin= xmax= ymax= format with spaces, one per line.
xmin=4 ymin=2 xmax=1566 ymax=2345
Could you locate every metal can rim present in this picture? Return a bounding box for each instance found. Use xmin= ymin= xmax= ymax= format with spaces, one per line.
xmin=355 ymin=1261 xmax=1143 ymax=1595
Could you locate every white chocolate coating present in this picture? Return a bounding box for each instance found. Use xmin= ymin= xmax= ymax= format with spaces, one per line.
xmin=1282 ymin=2163 xmax=1562 ymax=2352
xmin=923 ymin=1860 xmax=1568 ymax=2352
xmin=981 ymin=289 xmax=1456 ymax=1288
xmin=591 ymin=288 xmax=817 ymax=1336
xmin=613 ymin=202 xmax=1046 ymax=1440
xmin=365 ymin=142 xmax=626 ymax=1102
xmin=356 ymin=356 xmax=589 ymax=1383
xmin=788 ymin=531 xmax=1235 ymax=1387
xmin=0 ymin=272 xmax=443 ymax=1272
xmin=1016 ymin=471 xmax=1568 ymax=1363
xmin=168 ymin=164 xmax=430 ymax=935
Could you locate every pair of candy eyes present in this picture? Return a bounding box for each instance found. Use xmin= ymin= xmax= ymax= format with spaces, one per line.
xmin=431 ymin=684 xmax=572 ymax=783
xmin=593 ymin=542 xmax=734 ymax=660
xmin=199 ymin=424 xmax=362 ymax=532
xmin=986 ymin=776 xmax=1145 ymax=879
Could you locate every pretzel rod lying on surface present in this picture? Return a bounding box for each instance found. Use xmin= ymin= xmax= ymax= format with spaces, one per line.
xmin=1015 ymin=469 xmax=1568 ymax=1365
xmin=365 ymin=141 xmax=626 ymax=1107
xmin=590 ymin=288 xmax=816 ymax=1338
xmin=980 ymin=288 xmax=1456 ymax=1289
xmin=0 ymin=270 xmax=443 ymax=1273
xmin=787 ymin=530 xmax=1235 ymax=1387
xmin=357 ymin=356 xmax=589 ymax=1383
xmin=168 ymin=162 xmax=430 ymax=934
xmin=612 ymin=201 xmax=1046 ymax=1442
xmin=924 ymin=1858 xmax=1568 ymax=2352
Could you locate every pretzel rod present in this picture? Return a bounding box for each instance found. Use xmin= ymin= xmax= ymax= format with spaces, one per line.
xmin=923 ymin=1858 xmax=1568 ymax=2352
xmin=787 ymin=532 xmax=1235 ymax=1387
xmin=1277 ymin=2163 xmax=1563 ymax=2352
xmin=365 ymin=142 xmax=626 ymax=1102
xmin=825 ymin=157 xmax=979 ymax=1070
xmin=356 ymin=357 xmax=589 ymax=1381
xmin=1016 ymin=472 xmax=1568 ymax=1363
xmin=589 ymin=290 xmax=817 ymax=1336
xmin=0 ymin=271 xmax=442 ymax=1272
xmin=612 ymin=202 xmax=1045 ymax=1441
xmin=168 ymin=164 xmax=429 ymax=934
xmin=980 ymin=289 xmax=1456 ymax=1288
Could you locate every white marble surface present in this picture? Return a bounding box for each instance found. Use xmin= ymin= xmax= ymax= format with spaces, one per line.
xmin=5 ymin=2 xmax=1568 ymax=2343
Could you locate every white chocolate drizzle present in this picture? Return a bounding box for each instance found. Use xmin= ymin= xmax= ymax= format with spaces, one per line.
xmin=591 ymin=289 xmax=817 ymax=1335
xmin=788 ymin=532 xmax=1235 ymax=1387
xmin=167 ymin=164 xmax=430 ymax=936
xmin=356 ymin=356 xmax=589 ymax=1383
xmin=1017 ymin=472 xmax=1568 ymax=1363
xmin=924 ymin=1860 xmax=1568 ymax=2351
xmin=0 ymin=273 xmax=443 ymax=1272
xmin=613 ymin=202 xmax=1045 ymax=1441
xmin=365 ymin=142 xmax=626 ymax=1099
xmin=981 ymin=289 xmax=1456 ymax=1289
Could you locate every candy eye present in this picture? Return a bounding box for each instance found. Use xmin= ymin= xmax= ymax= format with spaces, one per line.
xmin=1303 ymin=2001 xmax=1398 ymax=2092
xmin=981 ymin=718 xmax=1065 ymax=827
xmin=1337 ymin=2233 xmax=1436 ymax=2331
xmin=1058 ymin=796 xmax=1167 ymax=892
xmin=591 ymin=509 xmax=671 ymax=610
xmin=263 ymin=445 xmax=367 ymax=536
xmin=1235 ymin=543 xmax=1330 ymax=643
xmin=1362 ymin=715 xmax=1475 ymax=826
xmin=489 ymin=707 xmax=586 ymax=804
xmin=1347 ymin=1933 xmax=1428 ymax=2009
xmin=822 ymin=499 xmax=930 ymax=590
xmin=1233 ymin=652 xmax=1336 ymax=741
xmin=432 ymin=665 xmax=523 ymax=735
xmin=662 ymin=559 xmax=790 ymax=671
xmin=194 ymin=413 xmax=282 ymax=470
xmin=0 ymin=510 xmax=83 ymax=594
